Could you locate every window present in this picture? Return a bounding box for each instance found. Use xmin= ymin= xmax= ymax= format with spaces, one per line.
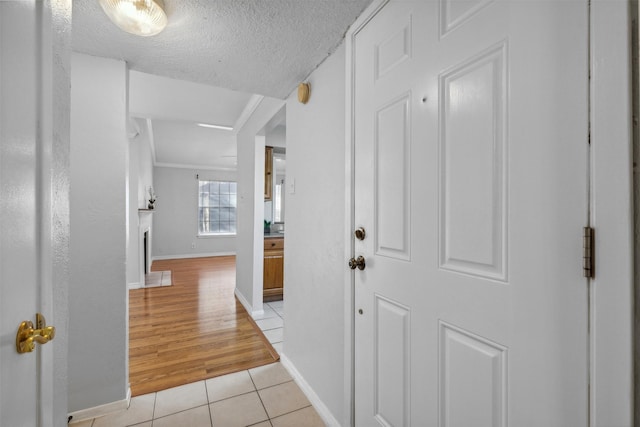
xmin=198 ymin=180 xmax=237 ymax=235
xmin=274 ymin=182 xmax=283 ymax=222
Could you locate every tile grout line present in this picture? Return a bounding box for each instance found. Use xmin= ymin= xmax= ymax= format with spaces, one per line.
xmin=269 ymin=404 xmax=314 ymax=424
xmin=246 ymin=420 xmax=274 ymax=427
xmin=204 ymin=379 xmax=214 ymax=427
xmin=209 ymin=389 xmax=258 ymax=405
xmin=248 ymin=368 xmax=273 ymax=424
xmin=150 ymin=403 xmax=211 ymax=424
xmin=152 ymin=391 xmax=157 ymax=423
xmin=258 ymin=379 xmax=294 ymax=392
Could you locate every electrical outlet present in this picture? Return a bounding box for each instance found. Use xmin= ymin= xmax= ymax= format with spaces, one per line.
xmin=191 ymin=242 xmax=196 ymax=249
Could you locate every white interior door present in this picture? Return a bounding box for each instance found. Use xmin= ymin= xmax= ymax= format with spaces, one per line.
xmin=1 ymin=2 xmax=70 ymax=426
xmin=353 ymin=1 xmax=589 ymax=425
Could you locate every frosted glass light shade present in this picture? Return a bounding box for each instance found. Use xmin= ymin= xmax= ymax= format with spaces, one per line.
xmin=99 ymin=0 xmax=168 ymax=37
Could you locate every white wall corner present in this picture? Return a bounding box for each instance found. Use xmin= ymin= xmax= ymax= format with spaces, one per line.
xmin=280 ymin=354 xmax=341 ymax=427
xmin=233 ymin=288 xmax=264 ymax=317
xmin=252 ymin=135 xmax=266 ymax=313
xmin=68 ymin=387 xmax=131 ymax=424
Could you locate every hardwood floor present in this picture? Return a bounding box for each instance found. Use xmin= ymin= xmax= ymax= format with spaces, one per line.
xmin=129 ymin=256 xmax=278 ymax=396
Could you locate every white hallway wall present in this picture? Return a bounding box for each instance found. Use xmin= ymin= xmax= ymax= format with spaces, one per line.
xmin=69 ymin=53 xmax=128 ymax=412
xmin=266 ymin=125 xmax=286 ymax=148
xmin=135 ymin=121 xmax=154 ymax=210
xmin=126 ymin=122 xmax=154 ymax=287
xmin=235 ymin=97 xmax=285 ymax=314
xmin=284 ymin=42 xmax=347 ymax=424
xmin=152 ymin=166 xmax=237 ymax=258
xmin=127 ymin=132 xmax=140 ymax=286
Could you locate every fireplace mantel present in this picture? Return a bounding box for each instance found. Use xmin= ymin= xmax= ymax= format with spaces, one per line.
xmin=138 ymin=209 xmax=154 ymax=287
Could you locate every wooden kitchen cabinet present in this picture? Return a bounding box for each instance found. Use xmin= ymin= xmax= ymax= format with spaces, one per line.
xmin=264 ymin=237 xmax=283 ymax=300
xmin=264 ymin=146 xmax=273 ymax=200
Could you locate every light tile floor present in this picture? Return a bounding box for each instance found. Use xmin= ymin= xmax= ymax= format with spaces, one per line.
xmin=254 ymin=301 xmax=285 ymax=355
xmin=70 ymin=363 xmax=325 ymax=427
xmin=70 ymin=300 xmax=326 ymax=426
xmin=144 ymin=270 xmax=172 ymax=288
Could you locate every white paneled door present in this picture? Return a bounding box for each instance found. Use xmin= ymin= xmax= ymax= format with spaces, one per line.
xmin=353 ymin=0 xmax=589 ymax=425
xmin=1 ymin=2 xmax=70 ymax=427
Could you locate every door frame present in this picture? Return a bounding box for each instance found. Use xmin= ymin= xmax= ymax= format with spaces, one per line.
xmin=588 ymin=1 xmax=634 ymax=424
xmin=0 ymin=1 xmax=72 ymax=425
xmin=343 ymin=0 xmax=634 ymax=426
xmin=44 ymin=1 xmax=72 ymax=424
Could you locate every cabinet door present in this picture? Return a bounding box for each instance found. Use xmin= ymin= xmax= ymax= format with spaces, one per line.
xmin=264 ymin=248 xmax=283 ymax=296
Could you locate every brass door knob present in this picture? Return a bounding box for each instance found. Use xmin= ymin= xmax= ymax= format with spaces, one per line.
xmin=348 ymin=256 xmax=366 ymax=271
xmin=354 ymin=227 xmax=366 ymax=241
xmin=16 ymin=313 xmax=55 ymax=354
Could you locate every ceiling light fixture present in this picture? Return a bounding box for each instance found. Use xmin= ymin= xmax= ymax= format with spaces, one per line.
xmin=197 ymin=123 xmax=234 ymax=131
xmin=99 ymin=0 xmax=168 ymax=37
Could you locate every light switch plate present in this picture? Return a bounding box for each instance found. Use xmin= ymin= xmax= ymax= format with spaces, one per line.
xmin=288 ymin=177 xmax=295 ymax=194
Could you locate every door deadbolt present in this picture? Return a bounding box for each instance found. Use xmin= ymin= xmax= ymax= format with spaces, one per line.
xmin=354 ymin=227 xmax=366 ymax=241
xmin=349 ymin=256 xmax=366 ymax=271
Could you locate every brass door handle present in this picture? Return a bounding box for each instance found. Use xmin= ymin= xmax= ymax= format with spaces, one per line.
xmin=16 ymin=313 xmax=55 ymax=354
xmin=349 ymin=256 xmax=366 ymax=271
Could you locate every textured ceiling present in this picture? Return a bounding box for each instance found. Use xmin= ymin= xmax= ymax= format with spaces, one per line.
xmin=72 ymin=0 xmax=373 ymax=99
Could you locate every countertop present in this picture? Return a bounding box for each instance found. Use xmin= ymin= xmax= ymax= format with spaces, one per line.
xmin=264 ymin=231 xmax=285 ymax=239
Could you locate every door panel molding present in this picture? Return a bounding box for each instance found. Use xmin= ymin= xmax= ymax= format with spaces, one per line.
xmin=438 ymin=41 xmax=508 ymax=282
xmin=373 ymin=294 xmax=411 ymax=427
xmin=375 ymin=14 xmax=413 ymax=81
xmin=438 ymin=320 xmax=507 ymax=427
xmin=375 ymin=92 xmax=412 ymax=261
xmin=439 ymin=0 xmax=495 ymax=38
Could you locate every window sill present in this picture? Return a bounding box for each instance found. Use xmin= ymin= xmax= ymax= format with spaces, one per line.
xmin=197 ymin=233 xmax=236 ymax=239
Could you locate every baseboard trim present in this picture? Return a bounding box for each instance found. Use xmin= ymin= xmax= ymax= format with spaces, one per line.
xmin=128 ymin=282 xmax=142 ymax=290
xmin=152 ymin=251 xmax=235 ymax=261
xmin=280 ymin=354 xmax=341 ymax=427
xmin=234 ymin=288 xmax=265 ymax=318
xmin=68 ymin=387 xmax=131 ymax=424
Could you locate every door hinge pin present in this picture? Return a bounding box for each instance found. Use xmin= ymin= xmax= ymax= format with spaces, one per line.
xmin=583 ymin=226 xmax=595 ymax=278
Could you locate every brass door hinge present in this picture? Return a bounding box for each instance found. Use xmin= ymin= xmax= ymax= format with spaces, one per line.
xmin=583 ymin=227 xmax=595 ymax=278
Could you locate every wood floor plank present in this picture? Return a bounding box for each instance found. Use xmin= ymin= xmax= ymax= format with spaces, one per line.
xmin=129 ymin=256 xmax=278 ymax=396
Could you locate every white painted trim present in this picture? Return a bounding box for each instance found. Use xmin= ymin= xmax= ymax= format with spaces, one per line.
xmin=145 ymin=118 xmax=157 ymax=165
xmin=68 ymin=387 xmax=131 ymax=424
xmin=233 ymin=94 xmax=265 ymax=134
xmin=128 ymin=282 xmax=142 ymax=290
xmin=252 ymin=135 xmax=267 ymax=317
xmin=196 ymin=234 xmax=237 ymax=239
xmin=234 ymin=287 xmax=265 ymax=318
xmin=152 ymin=251 xmax=236 ymax=261
xmin=250 ymin=309 xmax=265 ymax=319
xmin=343 ymin=1 xmax=390 ymax=426
xmin=280 ymin=354 xmax=341 ymax=427
xmin=154 ymin=162 xmax=237 ymax=172
xmin=590 ymin=1 xmax=634 ymax=425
